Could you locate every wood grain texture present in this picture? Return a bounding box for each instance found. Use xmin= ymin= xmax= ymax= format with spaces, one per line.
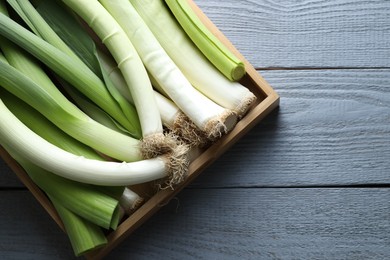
xmin=0 ymin=188 xmax=388 ymax=259
xmin=194 ymin=0 xmax=390 ymax=68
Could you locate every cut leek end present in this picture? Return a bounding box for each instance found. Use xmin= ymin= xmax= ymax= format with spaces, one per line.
xmin=204 ymin=110 xmax=237 ymax=141
xmin=234 ymin=91 xmax=257 ymax=119
xmin=165 ymin=0 xmax=245 ymax=82
xmin=172 ymin=112 xmax=209 ymax=148
xmin=70 ymin=229 xmax=107 ymax=257
xmin=50 ymin=196 xmax=108 ymax=257
xmin=130 ymin=197 xmax=144 ymax=213
xmin=122 ymin=197 xmax=144 ymax=215
xmin=140 ymin=132 xmax=181 ymax=159
xmin=231 ymin=62 xmax=246 ymax=81
xmin=119 ymin=188 xmax=144 ymax=215
xmin=110 ymin=205 xmax=123 ymax=230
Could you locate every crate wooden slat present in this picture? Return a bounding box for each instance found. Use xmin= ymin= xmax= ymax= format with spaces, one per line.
xmin=0 ymin=1 xmax=279 ymax=258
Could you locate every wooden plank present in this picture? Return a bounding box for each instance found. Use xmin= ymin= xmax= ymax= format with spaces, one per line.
xmin=194 ymin=0 xmax=390 ymax=68
xmin=0 ymin=188 xmax=388 ymax=259
xmin=1 ymin=69 xmax=389 ymax=188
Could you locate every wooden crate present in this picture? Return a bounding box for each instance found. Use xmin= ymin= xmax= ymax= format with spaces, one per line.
xmin=0 ymin=1 xmax=279 ymax=258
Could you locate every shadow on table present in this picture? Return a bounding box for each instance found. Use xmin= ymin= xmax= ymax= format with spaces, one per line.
xmin=189 ymin=107 xmax=282 ymax=188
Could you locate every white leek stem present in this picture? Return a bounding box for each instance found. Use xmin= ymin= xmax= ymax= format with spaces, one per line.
xmin=0 ymin=11 xmax=136 ymax=132
xmin=119 ymin=187 xmax=144 ymax=215
xmin=96 ymin=48 xmax=177 ymax=123
xmin=97 ymin=48 xmax=208 ymax=146
xmin=101 ymin=0 xmax=237 ymax=139
xmin=0 ymin=58 xmax=141 ymax=162
xmin=0 ymin=99 xmax=187 ymax=186
xmin=62 ymin=0 xmax=162 ymax=138
xmin=130 ymin=0 xmax=256 ymax=118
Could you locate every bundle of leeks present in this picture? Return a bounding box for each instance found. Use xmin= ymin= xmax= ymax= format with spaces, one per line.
xmin=0 ymin=0 xmax=256 ymax=256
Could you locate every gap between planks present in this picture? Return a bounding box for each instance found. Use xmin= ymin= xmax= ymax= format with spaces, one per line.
xmin=187 ymin=184 xmax=390 ymax=189
xmin=256 ymin=66 xmax=390 ymax=71
xmin=4 ymin=184 xmax=390 ymax=192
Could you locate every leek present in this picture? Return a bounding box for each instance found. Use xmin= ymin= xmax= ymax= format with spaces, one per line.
xmin=0 ymin=98 xmax=188 ymax=186
xmin=1 ymin=88 xmax=141 ymax=224
xmin=0 ymin=5 xmax=141 ymax=160
xmin=3 ymin=143 xmax=109 ymax=255
xmin=119 ymin=187 xmax=144 ymax=215
xmin=7 ymin=0 xmax=81 ymax=62
xmin=63 ymin=83 xmax=132 ymax=136
xmin=62 ymin=0 xmax=163 ymax=141
xmin=34 ymin=0 xmax=102 ymax=77
xmin=12 ymin=156 xmax=119 ymax=229
xmin=0 ymin=96 xmax=120 ymax=229
xmin=165 ymin=0 xmax=245 ymax=81
xmin=0 ymin=10 xmax=139 ymax=134
xmin=7 ymin=0 xmax=142 ymax=138
xmin=0 ymin=56 xmax=142 ymax=162
xmin=97 ymin=48 xmax=209 ymax=147
xmin=49 ymin=196 xmax=107 ymax=257
xmin=154 ymin=91 xmax=209 ymax=147
xmin=109 ymin=204 xmax=122 ymax=230
xmin=29 ymin=0 xmax=206 ymax=145
xmin=0 ymin=87 xmax=106 ymax=160
xmin=130 ymin=0 xmax=257 ymax=118
xmin=100 ymin=0 xmax=237 ymax=140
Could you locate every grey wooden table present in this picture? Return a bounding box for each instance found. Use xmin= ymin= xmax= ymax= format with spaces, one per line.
xmin=1 ymin=0 xmax=389 ymax=259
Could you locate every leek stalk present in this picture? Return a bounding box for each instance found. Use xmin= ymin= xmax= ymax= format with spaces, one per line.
xmin=0 ymin=57 xmax=142 ymax=162
xmin=165 ymin=0 xmax=245 ymax=81
xmin=0 ymin=98 xmax=187 ymax=186
xmin=0 ymin=87 xmax=108 ymax=161
xmin=13 ymin=157 xmax=119 ymax=229
xmin=62 ymin=0 xmax=187 ymax=159
xmin=7 ymin=0 xmax=80 ymax=61
xmin=0 ymin=4 xmax=141 ymax=161
xmin=97 ymin=49 xmax=208 ymax=147
xmin=7 ymin=0 xmax=142 ymax=138
xmin=62 ymin=0 xmax=162 ymax=140
xmin=130 ymin=0 xmax=256 ymax=118
xmin=0 ymin=94 xmax=120 ymax=229
xmin=1 ymin=88 xmax=142 ymax=219
xmin=0 ymin=10 xmax=138 ymax=134
xmin=119 ymin=187 xmax=144 ymax=215
xmin=49 ymin=196 xmax=107 ymax=256
xmin=28 ymin=0 xmax=205 ymax=145
xmin=101 ymin=0 xmax=237 ymax=140
xmin=3 ymin=143 xmax=110 ymax=255
xmin=62 ymin=83 xmax=132 ymax=136
xmin=100 ymin=0 xmax=236 ymax=139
